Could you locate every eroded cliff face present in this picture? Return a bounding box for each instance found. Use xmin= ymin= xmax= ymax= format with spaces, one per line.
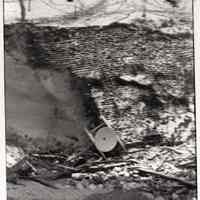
xmin=4 ymin=22 xmax=194 ymax=151
xmin=5 ymin=29 xmax=100 ymax=151
xmin=5 ymin=53 xmax=97 ymax=151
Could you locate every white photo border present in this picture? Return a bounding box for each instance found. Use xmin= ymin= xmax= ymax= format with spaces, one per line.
xmin=0 ymin=1 xmax=199 ymax=200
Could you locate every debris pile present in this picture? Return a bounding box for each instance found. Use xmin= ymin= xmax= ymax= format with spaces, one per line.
xmin=6 ymin=121 xmax=196 ymax=198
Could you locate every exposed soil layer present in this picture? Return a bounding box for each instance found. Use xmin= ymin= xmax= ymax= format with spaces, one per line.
xmin=4 ymin=22 xmax=194 ymax=100
xmin=5 ymin=42 xmax=100 ymax=152
xmin=4 ymin=22 xmax=194 ymax=145
xmin=5 ymin=21 xmax=195 ymax=200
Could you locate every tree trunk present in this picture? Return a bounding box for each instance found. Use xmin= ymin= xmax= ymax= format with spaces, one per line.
xmin=142 ymin=0 xmax=147 ymax=18
xmin=18 ymin=0 xmax=26 ymax=22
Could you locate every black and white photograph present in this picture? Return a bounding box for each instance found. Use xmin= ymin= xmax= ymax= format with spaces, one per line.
xmin=2 ymin=0 xmax=197 ymax=199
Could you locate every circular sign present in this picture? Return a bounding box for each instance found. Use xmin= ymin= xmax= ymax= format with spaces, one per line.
xmin=94 ymin=127 xmax=118 ymax=153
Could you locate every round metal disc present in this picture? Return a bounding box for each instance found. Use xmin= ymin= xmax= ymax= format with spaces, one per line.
xmin=94 ymin=127 xmax=118 ymax=153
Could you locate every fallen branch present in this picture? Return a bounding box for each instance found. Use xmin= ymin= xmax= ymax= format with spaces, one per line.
xmin=31 ymin=153 xmax=67 ymax=160
xmin=176 ymin=161 xmax=196 ymax=169
xmin=56 ymin=164 xmax=78 ymax=172
xmin=25 ymin=160 xmax=37 ymax=173
xmin=161 ymin=146 xmax=183 ymax=155
xmin=79 ymin=162 xmax=128 ymax=173
xmin=78 ymin=158 xmax=138 ymax=170
xmin=135 ymin=167 xmax=196 ymax=189
xmin=83 ymin=158 xmax=138 ymax=166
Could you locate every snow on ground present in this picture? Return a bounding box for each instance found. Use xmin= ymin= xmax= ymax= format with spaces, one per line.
xmin=4 ymin=0 xmax=106 ymax=24
xmin=4 ymin=0 xmax=192 ymax=27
